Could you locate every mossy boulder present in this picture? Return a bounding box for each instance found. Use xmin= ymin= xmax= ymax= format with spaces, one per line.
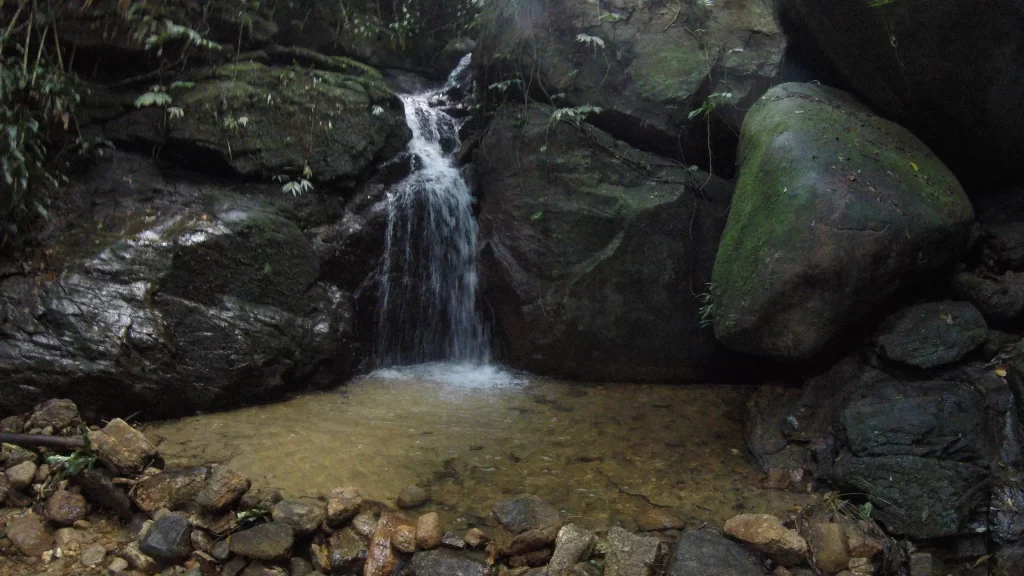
xmin=475 ymin=0 xmax=786 ymax=169
xmin=104 ymin=61 xmax=410 ymax=183
xmin=711 ymin=82 xmax=975 ymax=361
xmin=477 ymin=104 xmax=744 ymax=382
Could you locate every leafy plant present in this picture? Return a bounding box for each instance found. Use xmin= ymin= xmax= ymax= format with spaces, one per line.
xmin=46 ymin=433 xmax=99 ymax=480
xmin=575 ymin=33 xmax=606 ymax=55
xmin=687 ymin=92 xmax=735 ymax=120
xmin=696 ymin=283 xmax=716 ymax=329
xmin=549 ymin=105 xmax=603 ymax=127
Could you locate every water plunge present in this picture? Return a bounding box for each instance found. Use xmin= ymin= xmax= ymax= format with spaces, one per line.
xmin=375 ymin=56 xmax=490 ymax=368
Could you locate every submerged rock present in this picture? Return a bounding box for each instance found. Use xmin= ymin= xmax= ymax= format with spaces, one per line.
xmin=493 ymin=494 xmax=564 ymax=555
xmin=478 ymin=104 xmax=742 ymax=382
xmin=712 ymin=82 xmax=974 ymax=361
xmin=397 ymin=485 xmax=429 ymax=509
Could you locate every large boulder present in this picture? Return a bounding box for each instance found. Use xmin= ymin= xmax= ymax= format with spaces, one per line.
xmin=475 ymin=0 xmax=786 ymax=172
xmin=104 ymin=61 xmax=409 ymax=183
xmin=478 ymin=104 xmax=742 ymax=381
xmin=775 ymin=0 xmax=1024 ymax=189
xmin=0 ymin=153 xmax=362 ymax=420
xmin=711 ymin=82 xmax=974 ymax=361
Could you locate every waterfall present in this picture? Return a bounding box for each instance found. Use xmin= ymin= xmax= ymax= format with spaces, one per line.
xmin=375 ymin=56 xmax=489 ymax=367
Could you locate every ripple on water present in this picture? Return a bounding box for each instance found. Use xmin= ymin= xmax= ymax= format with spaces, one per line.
xmin=144 ymin=366 xmax=815 ymax=532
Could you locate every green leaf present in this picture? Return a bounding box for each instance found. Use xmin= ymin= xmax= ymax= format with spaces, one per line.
xmin=135 ymin=92 xmax=172 ymax=108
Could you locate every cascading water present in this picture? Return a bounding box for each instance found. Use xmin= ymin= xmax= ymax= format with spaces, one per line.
xmin=374 ymin=55 xmax=491 ymax=370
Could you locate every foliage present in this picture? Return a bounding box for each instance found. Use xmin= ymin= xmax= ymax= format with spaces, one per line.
xmin=549 ymin=105 xmax=603 ymax=127
xmin=45 ymin=432 xmax=98 ymax=480
xmin=696 ymin=284 xmax=716 ymax=328
xmin=687 ymin=92 xmax=735 ymax=120
xmin=339 ymin=0 xmax=480 ymax=52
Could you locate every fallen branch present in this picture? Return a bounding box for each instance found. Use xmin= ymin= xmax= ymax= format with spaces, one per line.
xmin=0 ymin=432 xmax=86 ymax=450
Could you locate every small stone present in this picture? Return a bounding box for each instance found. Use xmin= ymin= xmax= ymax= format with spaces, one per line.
xmin=442 ymin=532 xmax=467 ymax=549
xmin=27 ymin=399 xmax=82 ymax=431
xmin=353 ymin=511 xmax=378 ymax=539
xmin=139 ymin=513 xmax=193 ymax=562
xmin=239 ymin=488 xmax=282 ymax=511
xmin=191 ymin=529 xmax=215 ymax=553
xmin=73 ymin=519 xmax=91 ymax=529
xmin=229 ymin=522 xmax=295 ymax=560
xmin=637 ymin=509 xmax=686 ymax=532
xmin=848 ymin=557 xmax=873 ymax=576
xmin=397 ymin=485 xmax=428 ymax=509
xmin=548 ymin=524 xmax=597 ymax=576
xmin=604 ymin=526 xmax=663 ymax=576
xmin=75 ymin=468 xmax=133 ymax=521
xmin=312 ymin=540 xmax=332 ymax=573
xmin=762 ymin=469 xmax=791 ymax=490
xmin=393 ymin=524 xmax=418 ymax=553
xmin=416 ymin=512 xmax=443 ymax=550
xmin=81 ymin=543 xmax=108 ymax=566
xmin=327 ymin=487 xmax=363 ymax=526
xmin=198 ymin=466 xmax=251 ymax=512
xmin=88 ymin=418 xmax=158 ymax=475
xmin=364 ymin=512 xmax=399 ymax=576
xmin=290 ymin=557 xmax=314 ymax=576
xmin=910 ymin=552 xmax=932 ymax=576
xmin=724 ymin=513 xmax=808 ymax=566
xmin=34 ymin=463 xmax=50 ymax=483
xmin=845 ymin=523 xmax=883 ymax=559
xmin=54 ymin=527 xmax=97 ymax=549
xmin=108 ymin=557 xmax=130 ymax=572
xmin=222 ymin=555 xmax=248 ymax=576
xmin=464 ymin=527 xmax=490 ymax=548
xmin=1 ymin=443 xmax=37 ymax=467
xmin=8 ymin=514 xmax=55 ymax=557
xmin=122 ymin=541 xmax=158 ymax=573
xmin=6 ymin=460 xmax=38 ymax=491
xmin=272 ymin=500 xmax=326 ymax=536
xmin=211 ymin=539 xmax=232 ymax=561
xmin=45 ymin=490 xmax=89 ymax=526
xmin=806 ymin=521 xmax=850 ymax=574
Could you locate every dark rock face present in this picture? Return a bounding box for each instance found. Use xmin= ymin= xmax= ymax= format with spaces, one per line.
xmin=872 ymin=301 xmax=988 ymax=369
xmin=103 ymin=62 xmax=410 ymax=184
xmin=747 ymin=353 xmax=1020 ymax=540
xmin=477 ymin=104 xmax=743 ymax=382
xmin=775 ymin=0 xmax=1024 ymax=188
xmin=475 ymin=0 xmax=786 ymax=171
xmin=667 ymin=529 xmax=766 ymax=576
xmin=0 ymin=153 xmax=368 ymax=420
xmin=712 ymin=83 xmax=974 ymax=361
xmin=401 ymin=549 xmax=491 ymax=576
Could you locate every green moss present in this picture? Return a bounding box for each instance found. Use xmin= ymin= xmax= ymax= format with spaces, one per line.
xmin=630 ymin=34 xmax=709 ymax=103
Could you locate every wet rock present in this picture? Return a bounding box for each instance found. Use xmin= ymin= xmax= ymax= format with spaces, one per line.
xmin=478 ymin=104 xmax=740 ymax=382
xmin=8 ymin=514 xmax=54 ymax=557
xmin=222 ymin=555 xmax=248 ymax=576
xmin=198 ymin=466 xmax=251 ymax=512
xmin=5 ymin=460 xmax=37 ymax=491
xmin=240 ymin=488 xmax=284 ymax=511
xmin=122 ymin=541 xmax=158 ymax=573
xmin=326 ymin=487 xmax=363 ymax=526
xmin=463 ymin=528 xmax=489 ymax=548
xmin=805 ymin=521 xmax=849 ymax=573
xmin=873 ymin=301 xmax=987 ymax=368
xmin=365 ymin=512 xmax=399 ymax=576
xmin=548 ymin=524 xmax=597 ymax=576
xmin=26 ymin=399 xmax=82 ymax=431
xmin=416 ymin=512 xmax=443 ymax=550
xmin=75 ymin=468 xmax=133 ymax=520
xmin=242 ymin=561 xmax=289 ymax=576
xmin=81 ymin=542 xmax=107 ymax=566
xmin=394 ymin=524 xmax=418 ymax=553
xmin=442 ymin=532 xmax=468 ymax=550
xmin=45 ymin=490 xmax=88 ymax=526
xmin=724 ymin=514 xmax=807 ymax=565
xmin=212 ymin=539 xmax=232 ymax=561
xmin=397 ymin=485 xmax=428 ymax=509
xmin=909 ymin=552 xmax=932 ymax=576
xmin=131 ymin=467 xmax=209 ymax=515
xmin=88 ymin=418 xmax=158 ymax=475
xmin=844 ymin=523 xmax=883 ymax=559
xmin=847 ymin=558 xmax=873 ymax=576
xmin=403 ymin=548 xmax=492 ymax=576
xmin=353 ymin=511 xmax=379 ymax=539
xmin=229 ymin=522 xmax=295 ymax=561
xmin=272 ymin=499 xmax=326 ymax=536
xmin=604 ymin=526 xmax=664 ymax=576
xmin=510 ymin=548 xmax=553 ymax=568
xmin=712 ymin=82 xmax=974 ymax=361
xmin=667 ymin=529 xmax=765 ymax=576
xmin=139 ymin=513 xmax=193 ymax=563
xmin=493 ymin=494 xmax=564 ymax=555
xmin=1 ymin=443 xmax=37 ymax=467
xmin=290 ymin=557 xmax=314 ymax=576
xmin=328 ymin=527 xmax=368 ymax=573
xmin=637 ymin=509 xmax=686 ymax=532
xmin=33 ymin=463 xmax=50 ymax=483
